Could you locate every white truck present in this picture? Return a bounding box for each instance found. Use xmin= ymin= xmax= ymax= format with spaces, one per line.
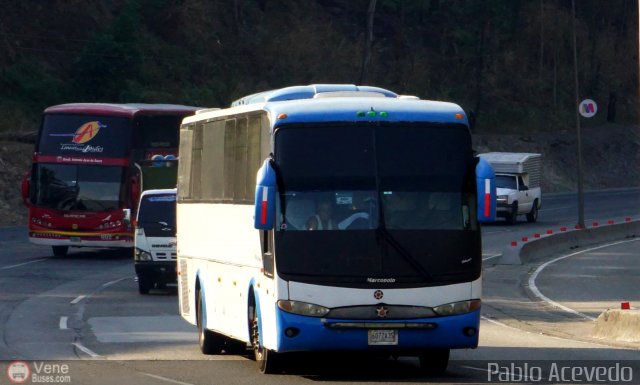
xmin=127 ymin=188 xmax=177 ymax=294
xmin=478 ymin=152 xmax=542 ymax=224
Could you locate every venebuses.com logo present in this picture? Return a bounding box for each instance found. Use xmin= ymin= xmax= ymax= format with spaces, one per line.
xmin=6 ymin=361 xmax=71 ymax=384
xmin=6 ymin=361 xmax=29 ymax=384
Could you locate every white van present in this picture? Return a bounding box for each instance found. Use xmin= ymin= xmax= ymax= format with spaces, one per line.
xmin=132 ymin=188 xmax=177 ymax=294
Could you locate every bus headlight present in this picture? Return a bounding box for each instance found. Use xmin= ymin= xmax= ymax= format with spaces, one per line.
xmin=134 ymin=248 xmax=152 ymax=261
xmin=433 ymin=299 xmax=481 ymax=316
xmin=277 ymin=300 xmax=330 ymax=317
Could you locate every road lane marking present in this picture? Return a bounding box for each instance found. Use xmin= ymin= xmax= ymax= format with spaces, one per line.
xmin=102 ymin=277 xmax=130 ymax=288
xmin=72 ymin=342 xmax=101 ymax=358
xmin=59 ymin=316 xmax=68 ymax=330
xmin=528 ymin=238 xmax=640 ymax=321
xmin=0 ymin=258 xmax=47 ymax=270
xmin=70 ymin=295 xmax=86 ymax=304
xmin=482 ymin=254 xmax=502 ymax=261
xmin=461 ymin=365 xmax=543 ymax=382
xmin=140 ymin=373 xmax=196 ymax=385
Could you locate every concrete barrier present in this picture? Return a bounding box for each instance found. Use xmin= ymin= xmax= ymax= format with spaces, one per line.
xmin=593 ymin=309 xmax=640 ymax=343
xmin=497 ymin=220 xmax=640 ymax=265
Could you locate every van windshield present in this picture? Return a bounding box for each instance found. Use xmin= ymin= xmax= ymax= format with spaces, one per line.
xmin=137 ymin=193 xmax=176 ymax=236
xmin=495 ymin=175 xmax=517 ymax=190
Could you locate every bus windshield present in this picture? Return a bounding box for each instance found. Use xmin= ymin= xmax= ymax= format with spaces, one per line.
xmin=38 ymin=114 xmax=131 ymax=158
xmin=274 ymin=124 xmax=474 ymax=231
xmin=32 ymin=164 xmax=125 ymax=211
xmin=273 ymin=123 xmax=479 ymax=285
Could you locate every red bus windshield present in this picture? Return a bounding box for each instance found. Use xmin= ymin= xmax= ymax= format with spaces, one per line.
xmin=32 ymin=164 xmax=125 ymax=211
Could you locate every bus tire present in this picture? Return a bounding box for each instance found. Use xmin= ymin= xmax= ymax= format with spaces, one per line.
xmin=249 ymin=301 xmax=281 ymax=374
xmin=52 ymin=246 xmax=68 ymax=257
xmin=526 ymin=199 xmax=539 ymax=223
xmin=225 ymin=338 xmax=249 ymax=355
xmin=196 ymin=290 xmax=224 ymax=354
xmin=418 ymin=348 xmax=449 ymax=376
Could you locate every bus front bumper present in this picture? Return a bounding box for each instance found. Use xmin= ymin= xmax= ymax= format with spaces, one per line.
xmin=274 ymin=308 xmax=480 ymax=353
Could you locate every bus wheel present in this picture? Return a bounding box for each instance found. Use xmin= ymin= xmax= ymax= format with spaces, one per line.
xmin=196 ymin=290 xmax=224 ymax=354
xmin=249 ymin=303 xmax=281 ymax=374
xmin=52 ymin=246 xmax=68 ymax=257
xmin=418 ymin=348 xmax=449 ymax=376
xmin=224 ymin=338 xmax=249 ymax=355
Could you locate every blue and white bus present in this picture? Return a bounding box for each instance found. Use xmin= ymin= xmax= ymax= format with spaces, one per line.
xmin=176 ymin=84 xmax=495 ymax=374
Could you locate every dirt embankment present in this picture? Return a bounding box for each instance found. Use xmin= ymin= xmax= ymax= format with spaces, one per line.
xmin=1 ymin=124 xmax=638 ymax=227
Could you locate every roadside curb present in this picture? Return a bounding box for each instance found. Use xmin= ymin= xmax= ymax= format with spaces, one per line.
xmin=498 ymin=219 xmax=640 ymax=265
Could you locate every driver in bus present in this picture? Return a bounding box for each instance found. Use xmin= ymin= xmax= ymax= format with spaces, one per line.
xmin=305 ymin=200 xmax=334 ymax=230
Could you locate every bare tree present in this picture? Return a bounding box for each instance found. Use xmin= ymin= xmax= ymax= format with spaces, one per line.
xmin=359 ymin=0 xmax=377 ymax=84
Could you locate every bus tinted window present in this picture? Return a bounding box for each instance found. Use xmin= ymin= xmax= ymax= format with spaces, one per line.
xmin=132 ymin=115 xmax=182 ymax=159
xmin=33 ymin=164 xmax=125 ymax=211
xmin=38 ymin=114 xmax=130 ymax=158
xmin=376 ymin=124 xmax=471 ymax=192
xmin=275 ymin=126 xmax=376 ymax=191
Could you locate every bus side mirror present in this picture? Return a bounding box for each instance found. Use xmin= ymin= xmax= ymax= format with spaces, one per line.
xmin=476 ymin=157 xmax=496 ymax=222
xmin=254 ymin=159 xmax=277 ymax=230
xmin=122 ymin=209 xmax=131 ymax=226
xmin=21 ymin=170 xmax=32 ymax=207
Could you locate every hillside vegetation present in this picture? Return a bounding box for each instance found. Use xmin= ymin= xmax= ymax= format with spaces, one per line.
xmin=0 ymin=0 xmax=638 ymax=133
xmin=1 ymin=0 xmax=639 ymax=227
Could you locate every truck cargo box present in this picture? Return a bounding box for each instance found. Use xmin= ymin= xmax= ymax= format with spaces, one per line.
xmin=478 ymin=152 xmax=541 ymax=188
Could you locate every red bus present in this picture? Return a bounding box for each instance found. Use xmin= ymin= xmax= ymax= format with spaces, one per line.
xmin=21 ymin=103 xmax=200 ymax=257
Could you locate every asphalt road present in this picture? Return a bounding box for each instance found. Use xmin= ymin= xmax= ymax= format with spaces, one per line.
xmin=1 ymin=188 xmax=639 ymax=384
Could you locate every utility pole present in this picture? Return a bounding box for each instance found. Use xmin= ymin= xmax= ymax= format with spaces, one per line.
xmin=571 ymin=0 xmax=585 ymax=228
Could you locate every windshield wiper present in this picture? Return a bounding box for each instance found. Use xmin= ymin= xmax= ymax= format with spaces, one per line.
xmin=377 ymin=227 xmax=433 ymax=282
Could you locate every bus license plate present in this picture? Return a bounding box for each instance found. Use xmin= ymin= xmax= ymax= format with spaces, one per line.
xmin=368 ymin=329 xmax=398 ymax=345
xmin=70 ymin=237 xmax=81 ymax=243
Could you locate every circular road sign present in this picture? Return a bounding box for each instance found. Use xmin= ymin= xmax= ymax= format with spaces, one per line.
xmin=579 ymin=99 xmax=598 ymax=118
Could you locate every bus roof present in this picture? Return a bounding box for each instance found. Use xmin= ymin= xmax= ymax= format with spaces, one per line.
xmin=185 ymin=96 xmax=468 ymax=127
xmin=44 ymin=103 xmax=202 ymax=118
xmin=231 ymin=84 xmax=398 ymax=106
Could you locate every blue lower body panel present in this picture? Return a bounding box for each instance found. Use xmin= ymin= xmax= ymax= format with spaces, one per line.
xmin=275 ymin=308 xmax=480 ymax=353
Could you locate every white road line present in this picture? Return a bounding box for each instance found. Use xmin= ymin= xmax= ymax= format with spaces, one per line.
xmin=139 ymin=373 xmax=196 ymax=385
xmin=102 ymin=277 xmax=131 ymax=288
xmin=460 ymin=365 xmax=543 ymax=382
xmin=482 ymin=254 xmax=502 ymax=261
xmin=59 ymin=316 xmax=68 ymax=330
xmin=528 ymin=238 xmax=640 ymax=321
xmin=481 ymin=315 xmax=520 ymax=331
xmin=70 ymin=295 xmax=86 ymax=304
xmin=72 ymin=342 xmax=101 ymax=358
xmin=0 ymin=258 xmax=47 ymax=270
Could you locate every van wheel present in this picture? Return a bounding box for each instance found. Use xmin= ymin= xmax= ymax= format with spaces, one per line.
xmin=138 ymin=275 xmax=151 ymax=295
xmin=507 ymin=202 xmax=518 ymax=225
xmin=526 ymin=200 xmax=539 ymax=223
xmin=418 ymin=348 xmax=449 ymax=376
xmin=249 ymin=301 xmax=281 ymax=373
xmin=196 ymin=290 xmax=224 ymax=354
xmin=52 ymin=246 xmax=68 ymax=257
